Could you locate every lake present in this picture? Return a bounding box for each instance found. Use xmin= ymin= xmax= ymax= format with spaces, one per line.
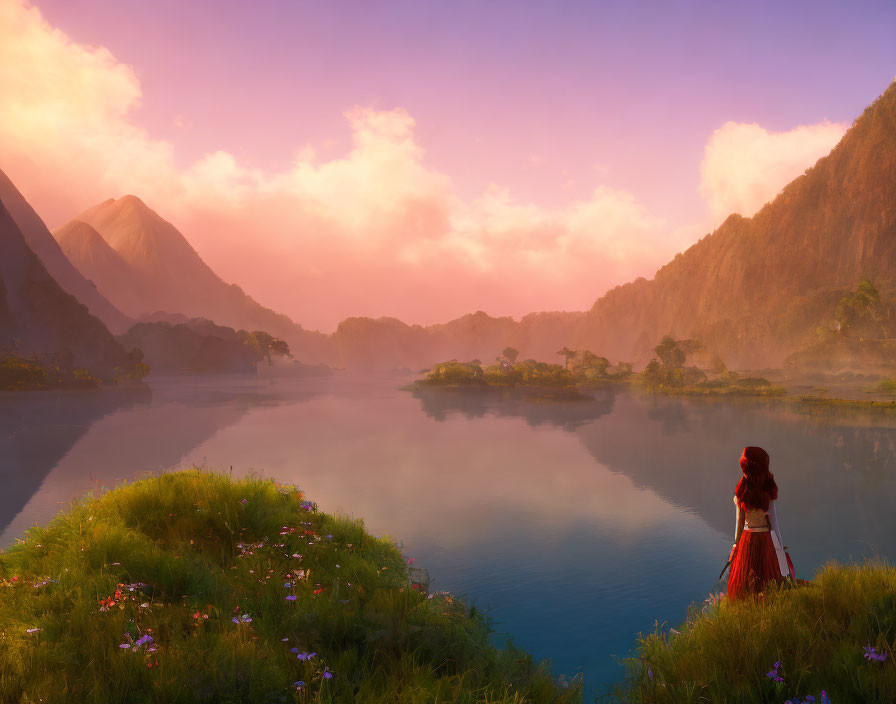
xmin=3 ymin=374 xmax=896 ymax=699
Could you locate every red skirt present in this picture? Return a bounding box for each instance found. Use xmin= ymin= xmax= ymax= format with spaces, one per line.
xmin=727 ymin=531 xmax=785 ymax=600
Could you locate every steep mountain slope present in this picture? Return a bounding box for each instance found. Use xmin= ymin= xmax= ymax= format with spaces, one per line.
xmin=0 ymin=198 xmax=136 ymax=381
xmin=575 ymin=79 xmax=896 ymax=368
xmin=54 ymin=219 xmax=150 ymax=317
xmin=0 ymin=169 xmax=132 ymax=333
xmin=333 ymin=80 xmax=896 ymax=371
xmin=56 ymin=196 xmax=330 ymax=363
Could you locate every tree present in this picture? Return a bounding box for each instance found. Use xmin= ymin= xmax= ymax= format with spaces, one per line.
xmin=654 ymin=336 xmax=686 ymax=369
xmin=501 ymin=347 xmax=519 ymax=363
xmin=643 ymin=359 xmax=663 ymax=389
xmin=556 ymin=347 xmax=575 ymax=368
xmin=834 ymin=279 xmax=888 ymax=338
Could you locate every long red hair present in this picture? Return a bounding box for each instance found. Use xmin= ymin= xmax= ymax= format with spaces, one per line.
xmin=734 ymin=446 xmax=778 ymax=511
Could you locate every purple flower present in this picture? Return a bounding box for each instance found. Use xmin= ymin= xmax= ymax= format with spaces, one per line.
xmin=25 ymin=628 xmax=40 ymax=634
xmin=322 ymin=666 xmax=334 ymax=679
xmin=283 ymin=581 xmax=292 ymax=588
xmin=135 ymin=635 xmax=154 ymax=647
xmin=240 ymin=498 xmax=247 ymax=505
xmin=864 ymin=646 xmax=887 ymax=662
xmin=821 ymin=691 xmax=831 ymax=704
xmin=296 ymin=651 xmax=316 ymax=661
xmin=293 ymin=681 xmax=305 ymax=690
xmin=290 ymin=647 xmax=299 ymax=654
xmin=766 ymin=660 xmax=784 ymax=682
xmin=285 ymin=595 xmax=297 ymax=601
xmin=232 ymin=614 xmax=252 ymax=624
xmin=119 ymin=643 xmax=131 ymax=649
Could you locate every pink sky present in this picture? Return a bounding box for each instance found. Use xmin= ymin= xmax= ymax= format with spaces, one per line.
xmin=1 ymin=0 xmax=894 ymax=331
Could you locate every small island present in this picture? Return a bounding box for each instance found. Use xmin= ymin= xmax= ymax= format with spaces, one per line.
xmin=411 ymin=338 xmax=787 ymax=402
xmin=411 ymin=346 xmax=608 ymax=400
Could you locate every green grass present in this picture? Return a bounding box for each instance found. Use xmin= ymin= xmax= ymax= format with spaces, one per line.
xmin=0 ymin=470 xmax=582 ymax=704
xmin=617 ymin=562 xmax=896 ymax=704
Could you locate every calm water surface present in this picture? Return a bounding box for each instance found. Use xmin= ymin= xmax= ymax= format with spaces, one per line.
xmin=3 ymin=374 xmax=896 ymax=699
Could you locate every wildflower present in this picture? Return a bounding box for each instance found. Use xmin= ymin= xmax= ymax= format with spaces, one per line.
xmin=864 ymin=645 xmax=887 ymax=662
xmin=111 ymin=562 xmax=121 ymax=566
xmin=119 ymin=643 xmax=131 ymax=649
xmin=293 ymin=681 xmax=306 ymax=690
xmin=135 ymin=635 xmax=154 ymax=647
xmin=766 ymin=660 xmax=784 ymax=682
xmin=232 ymin=614 xmax=252 ymax=624
xmin=322 ymin=666 xmax=334 ymax=679
xmin=406 ymin=558 xmax=414 ymax=565
xmin=313 ymin=588 xmax=324 ymax=595
xmin=290 ymin=647 xmax=299 ymax=653
xmin=296 ymin=651 xmax=316 ymax=661
xmin=285 ymin=595 xmax=297 ymax=601
xmin=283 ymin=581 xmax=292 ymax=588
xmin=281 ymin=637 xmax=289 ymax=641
xmin=11 ymin=576 xmax=18 ymax=583
xmin=240 ymin=498 xmax=247 ymax=505
xmin=821 ymin=691 xmax=832 ymax=704
xmin=25 ymin=628 xmax=40 ymax=634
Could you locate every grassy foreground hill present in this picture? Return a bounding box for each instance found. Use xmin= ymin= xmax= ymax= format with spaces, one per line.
xmin=619 ymin=563 xmax=896 ymax=704
xmin=0 ymin=471 xmax=580 ymax=704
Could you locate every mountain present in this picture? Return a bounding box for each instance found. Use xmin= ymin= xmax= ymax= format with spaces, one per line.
xmin=54 ymin=219 xmax=150 ymax=317
xmin=49 ymin=81 xmax=896 ymax=373
xmin=0 ymin=169 xmax=132 ymax=334
xmin=0 ymin=198 xmax=139 ymax=382
xmin=570 ymin=79 xmax=896 ymax=369
xmin=337 ymin=80 xmax=896 ymax=371
xmin=54 ymin=196 xmax=331 ymax=363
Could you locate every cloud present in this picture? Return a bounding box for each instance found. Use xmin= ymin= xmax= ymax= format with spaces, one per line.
xmin=699 ymin=119 xmax=848 ymax=221
xmin=0 ymin=0 xmax=685 ymax=330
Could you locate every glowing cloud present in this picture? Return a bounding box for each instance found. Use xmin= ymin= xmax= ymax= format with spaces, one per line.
xmin=2 ymin=0 xmax=847 ymax=331
xmin=699 ymin=119 xmax=848 ymax=221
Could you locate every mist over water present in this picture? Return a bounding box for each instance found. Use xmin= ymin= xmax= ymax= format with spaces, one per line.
xmin=2 ymin=375 xmax=896 ymax=696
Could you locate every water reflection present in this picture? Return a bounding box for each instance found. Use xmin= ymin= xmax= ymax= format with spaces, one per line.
xmin=0 ymin=387 xmax=149 ymax=536
xmin=2 ymin=379 xmax=895 ymax=698
xmin=411 ymin=386 xmax=616 ymax=430
xmin=0 ymin=376 xmax=320 ymax=545
xmin=573 ymin=395 xmax=896 ymax=569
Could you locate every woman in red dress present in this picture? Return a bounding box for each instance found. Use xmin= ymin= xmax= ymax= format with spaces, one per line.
xmin=727 ymin=446 xmax=789 ymax=600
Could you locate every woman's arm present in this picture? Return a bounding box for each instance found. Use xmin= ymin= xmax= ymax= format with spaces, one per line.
xmin=733 ymin=496 xmax=745 ymax=547
xmin=767 ymin=499 xmax=784 ymax=546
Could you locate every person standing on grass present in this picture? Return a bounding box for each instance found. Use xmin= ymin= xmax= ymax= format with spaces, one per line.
xmin=726 ymin=446 xmax=792 ymax=599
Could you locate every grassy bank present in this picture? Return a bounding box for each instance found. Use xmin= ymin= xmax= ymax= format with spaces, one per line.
xmin=0 ymin=355 xmax=100 ymax=391
xmin=619 ymin=562 xmax=896 ymax=703
xmin=0 ymin=470 xmax=581 ymax=703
